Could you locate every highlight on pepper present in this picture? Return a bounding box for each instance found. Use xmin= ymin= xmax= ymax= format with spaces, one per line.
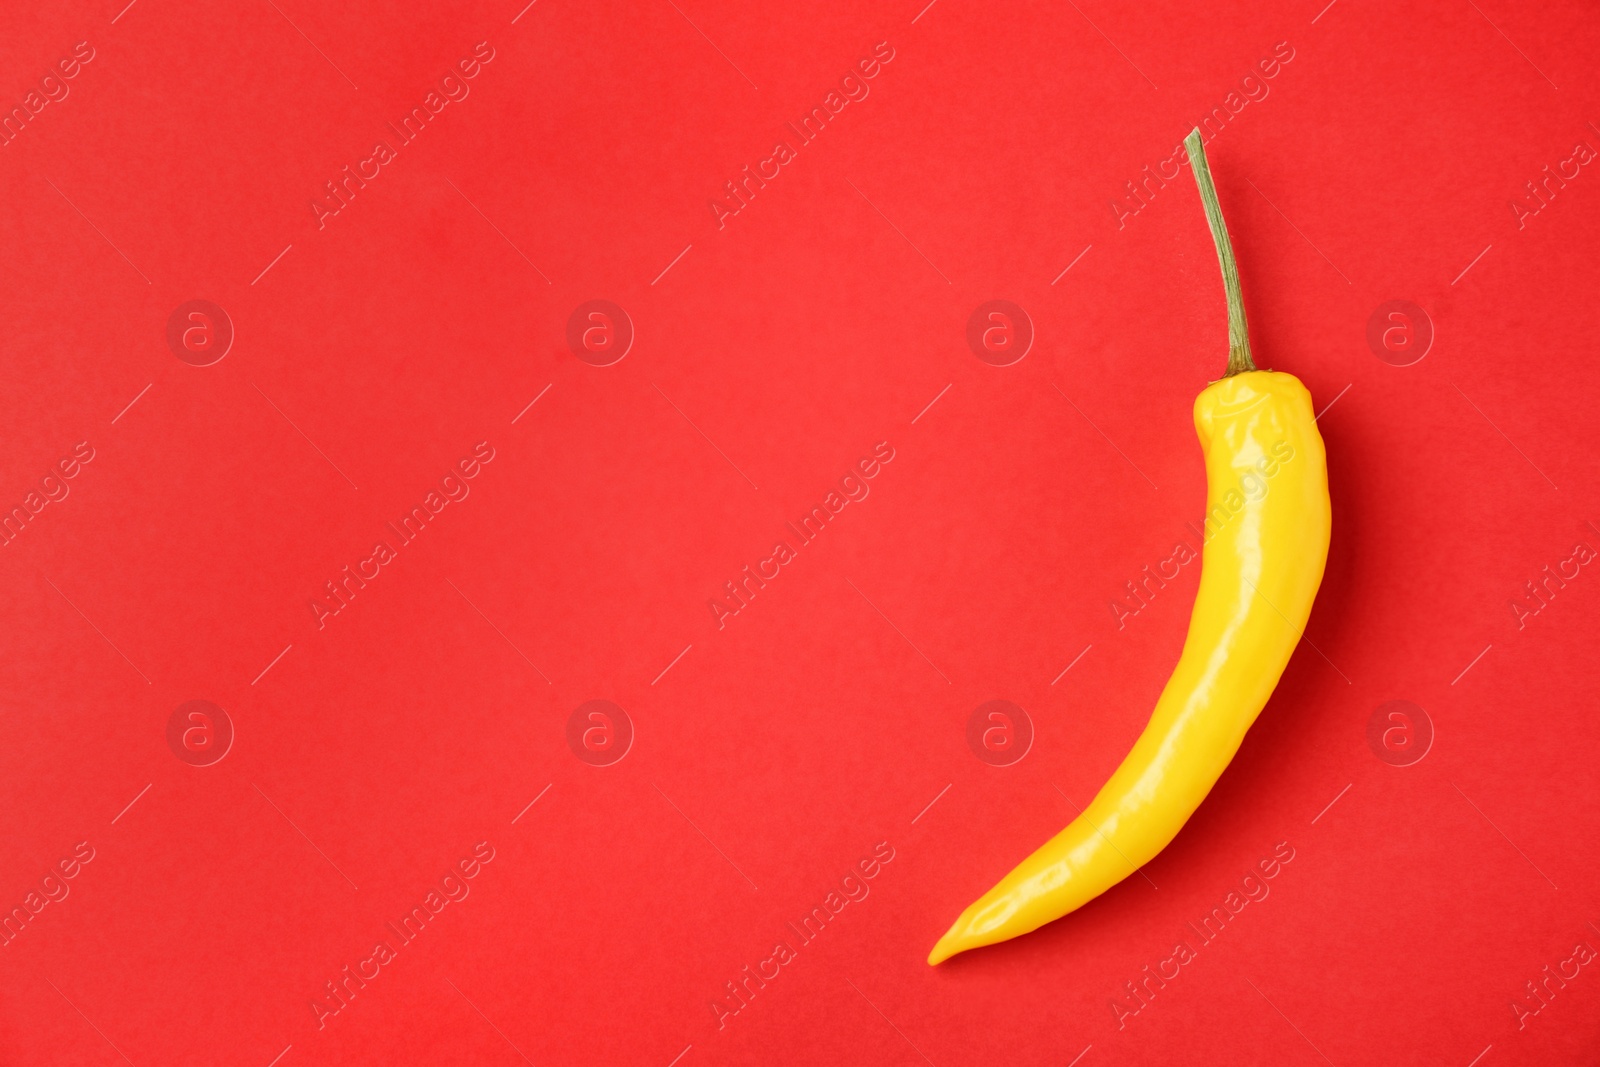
xmin=928 ymin=128 xmax=1332 ymax=966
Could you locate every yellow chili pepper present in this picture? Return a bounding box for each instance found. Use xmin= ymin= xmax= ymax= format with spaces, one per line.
xmin=929 ymin=128 xmax=1331 ymax=965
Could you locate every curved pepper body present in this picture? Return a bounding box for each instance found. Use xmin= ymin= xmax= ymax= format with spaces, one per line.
xmin=929 ymin=370 xmax=1330 ymax=964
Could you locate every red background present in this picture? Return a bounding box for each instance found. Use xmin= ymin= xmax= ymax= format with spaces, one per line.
xmin=3 ymin=0 xmax=1599 ymax=1064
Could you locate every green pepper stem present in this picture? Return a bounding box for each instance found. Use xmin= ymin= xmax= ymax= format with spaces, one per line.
xmin=1185 ymin=128 xmax=1256 ymax=377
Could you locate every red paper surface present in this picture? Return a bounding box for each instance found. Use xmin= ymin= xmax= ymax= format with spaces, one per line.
xmin=3 ymin=1 xmax=1599 ymax=1064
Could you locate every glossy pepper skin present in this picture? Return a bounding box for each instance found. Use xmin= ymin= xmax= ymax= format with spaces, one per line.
xmin=928 ymin=371 xmax=1330 ymax=965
